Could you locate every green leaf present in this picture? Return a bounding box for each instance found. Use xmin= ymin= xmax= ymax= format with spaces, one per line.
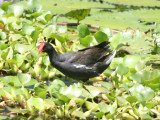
xmin=57 ymin=25 xmax=67 ymax=33
xmin=18 ymin=73 xmax=31 ymax=85
xmin=43 ymin=99 xmax=55 ymax=109
xmin=123 ymin=55 xmax=141 ymax=70
xmin=22 ymin=23 xmax=35 ymax=35
xmin=109 ymin=33 xmax=122 ymax=49
xmin=129 ymin=84 xmax=154 ymax=101
xmin=94 ymin=31 xmax=108 ymax=43
xmin=84 ymin=85 xmax=100 ymax=98
xmin=65 ymin=9 xmax=91 ymax=23
xmin=27 ymin=96 xmax=44 ymax=111
xmin=14 ymin=44 xmax=33 ymax=54
xmin=1 ymin=47 xmax=13 ymax=60
xmin=140 ymin=114 xmax=152 ymax=120
xmin=0 ymin=43 xmax=8 ymax=50
xmin=99 ymin=102 xmax=110 ymax=113
xmin=80 ymin=35 xmax=93 ymax=46
xmin=10 ymin=34 xmax=22 ymax=41
xmin=116 ymin=63 xmax=129 ymax=76
xmin=77 ymin=24 xmax=90 ymax=38
xmin=101 ymin=82 xmax=113 ymax=90
xmin=72 ymin=110 xmax=86 ymax=119
xmin=0 ymin=30 xmax=6 ymax=40
xmin=27 ymin=0 xmax=42 ymax=12
xmin=1 ymin=1 xmax=12 ymax=12
xmin=14 ymin=54 xmax=25 ymax=68
xmin=8 ymin=4 xmax=24 ymax=17
xmin=34 ymin=86 xmax=47 ymax=99
xmin=43 ymin=56 xmax=50 ymax=66
xmin=0 ymin=9 xmax=5 ymax=16
xmin=129 ymin=73 xmax=141 ymax=83
xmin=50 ymin=33 xmax=66 ymax=43
xmin=93 ymin=112 xmax=104 ymax=119
xmin=42 ymin=25 xmax=56 ymax=38
xmin=31 ymin=28 xmax=41 ymax=41
xmin=62 ymin=85 xmax=82 ymax=98
xmin=85 ymin=101 xmax=98 ymax=111
xmin=126 ymin=96 xmax=137 ymax=103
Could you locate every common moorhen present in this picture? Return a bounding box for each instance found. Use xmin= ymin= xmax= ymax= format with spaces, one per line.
xmin=38 ymin=41 xmax=116 ymax=81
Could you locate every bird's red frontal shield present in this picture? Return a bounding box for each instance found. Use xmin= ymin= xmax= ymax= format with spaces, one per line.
xmin=38 ymin=42 xmax=45 ymax=54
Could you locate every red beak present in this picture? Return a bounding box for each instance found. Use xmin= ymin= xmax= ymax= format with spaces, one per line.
xmin=38 ymin=42 xmax=45 ymax=54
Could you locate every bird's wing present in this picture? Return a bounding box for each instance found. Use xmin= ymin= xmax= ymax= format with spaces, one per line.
xmin=59 ymin=41 xmax=110 ymax=65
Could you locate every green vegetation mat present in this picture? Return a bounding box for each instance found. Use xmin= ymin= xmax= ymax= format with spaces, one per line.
xmin=0 ymin=0 xmax=160 ymax=119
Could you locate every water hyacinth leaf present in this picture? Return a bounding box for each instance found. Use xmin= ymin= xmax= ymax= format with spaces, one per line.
xmin=99 ymin=102 xmax=110 ymax=113
xmin=0 ymin=43 xmax=8 ymax=50
xmin=110 ymin=57 xmax=123 ymax=69
xmin=36 ymin=15 xmax=47 ymax=24
xmin=18 ymin=73 xmax=31 ymax=85
xmin=129 ymin=84 xmax=154 ymax=101
xmin=1 ymin=1 xmax=12 ymax=12
xmin=31 ymin=29 xmax=41 ymax=42
xmin=22 ymin=24 xmax=35 ymax=35
xmin=135 ymin=60 xmax=146 ymax=71
xmin=0 ymin=30 xmax=6 ymax=40
xmin=94 ymin=31 xmax=108 ymax=43
xmin=99 ymin=27 xmax=112 ymax=37
xmin=80 ymin=35 xmax=93 ymax=46
xmin=8 ymin=4 xmax=24 ymax=17
xmin=62 ymin=85 xmax=82 ymax=98
xmin=84 ymin=85 xmax=100 ymax=97
xmin=45 ymin=14 xmax=53 ymax=22
xmin=50 ymin=34 xmax=66 ymax=43
xmin=14 ymin=54 xmax=25 ymax=67
xmin=14 ymin=44 xmax=33 ymax=54
xmin=27 ymin=96 xmax=44 ymax=111
xmin=42 ymin=25 xmax=56 ymax=38
xmin=43 ymin=99 xmax=55 ymax=109
xmin=0 ymin=9 xmax=5 ymax=16
xmin=65 ymin=9 xmax=91 ymax=23
xmin=41 ymin=68 xmax=48 ymax=79
xmin=123 ymin=55 xmax=141 ymax=69
xmin=1 ymin=47 xmax=13 ymax=60
xmin=34 ymin=86 xmax=47 ymax=99
xmin=101 ymin=82 xmax=113 ymax=90
xmin=140 ymin=114 xmax=152 ymax=120
xmin=77 ymin=24 xmax=90 ymax=38
xmin=137 ymin=70 xmax=150 ymax=81
xmin=126 ymin=96 xmax=137 ymax=103
xmin=43 ymin=56 xmax=50 ymax=66
xmin=116 ymin=63 xmax=129 ymax=76
xmin=109 ymin=33 xmax=122 ymax=49
xmin=85 ymin=101 xmax=98 ymax=111
xmin=27 ymin=0 xmax=42 ymax=12
xmin=93 ymin=112 xmax=104 ymax=119
xmin=10 ymin=34 xmax=22 ymax=41
xmin=30 ymin=12 xmax=42 ymax=18
xmin=57 ymin=25 xmax=67 ymax=33
xmin=129 ymin=73 xmax=141 ymax=83
xmin=72 ymin=110 xmax=86 ymax=119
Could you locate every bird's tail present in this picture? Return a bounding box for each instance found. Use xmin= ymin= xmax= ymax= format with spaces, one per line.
xmin=105 ymin=51 xmax=116 ymax=64
xmin=97 ymin=41 xmax=110 ymax=50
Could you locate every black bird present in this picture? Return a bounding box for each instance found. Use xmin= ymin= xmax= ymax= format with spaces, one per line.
xmin=38 ymin=41 xmax=116 ymax=81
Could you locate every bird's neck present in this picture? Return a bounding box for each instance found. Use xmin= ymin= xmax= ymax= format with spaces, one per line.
xmin=47 ymin=48 xmax=59 ymax=65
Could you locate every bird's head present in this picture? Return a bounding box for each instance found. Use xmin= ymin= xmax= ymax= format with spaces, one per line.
xmin=38 ymin=42 xmax=53 ymax=54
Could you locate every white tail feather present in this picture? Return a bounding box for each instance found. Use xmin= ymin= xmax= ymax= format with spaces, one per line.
xmin=106 ymin=51 xmax=116 ymax=64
